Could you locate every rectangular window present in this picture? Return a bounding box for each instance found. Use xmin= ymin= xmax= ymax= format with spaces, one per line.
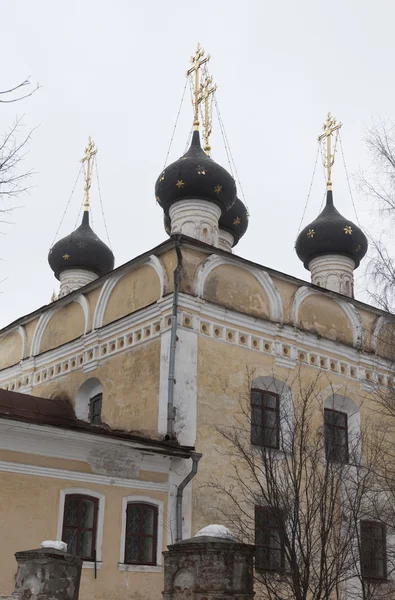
xmin=361 ymin=520 xmax=387 ymax=580
xmin=62 ymin=494 xmax=98 ymax=560
xmin=251 ymin=390 xmax=280 ymax=449
xmin=125 ymin=503 xmax=158 ymax=565
xmin=255 ymin=507 xmax=285 ymax=571
xmin=324 ymin=409 xmax=349 ymax=463
xmin=89 ymin=393 xmax=102 ymax=425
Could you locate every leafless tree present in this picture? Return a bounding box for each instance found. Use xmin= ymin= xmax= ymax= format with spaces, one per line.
xmin=358 ymin=120 xmax=395 ymax=311
xmin=207 ymin=368 xmax=395 ymax=600
xmin=0 ymin=77 xmax=39 ymax=223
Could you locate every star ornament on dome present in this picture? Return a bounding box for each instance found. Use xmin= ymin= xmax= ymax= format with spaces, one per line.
xmin=214 ymin=184 xmax=222 ymax=194
xmin=344 ymin=225 xmax=353 ymax=235
xmin=307 ymin=229 xmax=315 ymax=239
xmin=176 ymin=180 xmax=185 ymax=189
xmin=355 ymin=244 xmax=361 ymax=252
xmin=233 ymin=216 xmax=241 ymax=225
xmin=63 ymin=253 xmax=70 ymax=260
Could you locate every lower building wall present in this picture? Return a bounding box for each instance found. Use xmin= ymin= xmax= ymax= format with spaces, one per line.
xmin=0 ymin=471 xmax=167 ymax=600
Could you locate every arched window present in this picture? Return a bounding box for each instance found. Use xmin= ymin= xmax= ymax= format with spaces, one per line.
xmin=124 ymin=502 xmax=158 ymax=565
xmin=251 ymin=376 xmax=293 ymax=451
xmin=75 ymin=378 xmax=103 ymax=423
xmin=61 ymin=494 xmax=98 ymax=560
xmin=119 ymin=495 xmax=163 ymax=572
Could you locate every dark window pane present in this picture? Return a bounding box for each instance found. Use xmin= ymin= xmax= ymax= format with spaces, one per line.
xmin=89 ymin=393 xmax=102 ymax=425
xmin=324 ymin=409 xmax=348 ymax=463
xmin=63 ymin=528 xmax=77 ymax=556
xmin=126 ymin=535 xmax=140 ymax=563
xmin=142 ymin=506 xmax=155 ymax=534
xmin=65 ymin=498 xmax=78 ymax=526
xmin=251 ymin=390 xmax=263 ymax=406
xmin=263 ymin=394 xmax=277 ymax=409
xmin=255 ymin=507 xmax=284 ymax=571
xmin=361 ymin=521 xmax=387 ymax=580
xmin=82 ymin=499 xmax=95 ymax=528
xmin=251 ymin=391 xmax=279 ymax=449
xmin=252 ymin=406 xmax=262 ymax=427
xmin=80 ymin=531 xmax=93 ymax=558
xmin=141 ymin=537 xmax=154 ymax=562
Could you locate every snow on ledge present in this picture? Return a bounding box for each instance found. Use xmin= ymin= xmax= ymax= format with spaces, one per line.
xmin=40 ymin=541 xmax=67 ymax=552
xmin=194 ymin=524 xmax=235 ymax=540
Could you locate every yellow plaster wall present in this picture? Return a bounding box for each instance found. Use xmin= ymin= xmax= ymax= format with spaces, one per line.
xmin=40 ymin=302 xmax=86 ymax=354
xmin=297 ymin=294 xmax=354 ymax=345
xmin=272 ymin=277 xmax=298 ymax=323
xmin=103 ymin=266 xmax=160 ymax=326
xmin=32 ymin=339 xmax=161 ymax=435
xmin=0 ymin=331 xmax=22 ymax=370
xmin=203 ymin=265 xmax=271 ymax=319
xmin=25 ymin=318 xmax=39 ymax=357
xmin=0 ymin=449 xmax=91 ymax=472
xmin=0 ymin=471 xmax=167 ymax=600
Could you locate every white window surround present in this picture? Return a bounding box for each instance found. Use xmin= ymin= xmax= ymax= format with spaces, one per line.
xmin=75 ymin=378 xmax=103 ymax=421
xmin=56 ymin=487 xmax=105 ymax=570
xmin=324 ymin=394 xmax=361 ymax=463
xmin=119 ymin=495 xmax=164 ymax=573
xmin=252 ymin=376 xmax=294 ymax=452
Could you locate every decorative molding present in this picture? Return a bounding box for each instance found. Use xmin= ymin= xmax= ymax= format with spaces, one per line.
xmin=56 ymin=487 xmax=105 ymax=563
xmin=92 ymin=256 xmax=167 ymax=330
xmin=371 ymin=315 xmax=393 ymax=352
xmin=31 ymin=309 xmax=58 ymax=357
xmin=74 ymin=294 xmax=90 ymax=334
xmin=119 ymin=495 xmax=164 ymax=567
xmin=59 ymin=270 xmax=98 ymax=299
xmin=170 ymin=199 xmax=221 ymax=247
xmin=0 ymin=460 xmax=169 ymax=492
xmin=194 ymin=254 xmax=284 ymax=323
xmin=291 ymin=286 xmax=364 ymax=349
xmin=17 ymin=326 xmax=28 ymax=360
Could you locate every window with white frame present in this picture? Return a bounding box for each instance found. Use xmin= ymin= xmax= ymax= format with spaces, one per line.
xmin=57 ymin=488 xmax=105 ymax=568
xmin=323 ymin=394 xmax=360 ymax=464
xmin=251 ymin=376 xmax=294 ymax=452
xmin=119 ymin=495 xmax=163 ymax=571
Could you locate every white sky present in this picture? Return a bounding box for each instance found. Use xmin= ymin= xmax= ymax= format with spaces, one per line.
xmin=1 ymin=0 xmax=393 ymax=328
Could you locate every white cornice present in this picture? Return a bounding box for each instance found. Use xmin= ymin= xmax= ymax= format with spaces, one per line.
xmin=0 ymin=460 xmax=169 ymax=492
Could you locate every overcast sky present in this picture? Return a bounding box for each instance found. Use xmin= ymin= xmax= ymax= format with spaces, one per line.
xmin=1 ymin=0 xmax=393 ymax=328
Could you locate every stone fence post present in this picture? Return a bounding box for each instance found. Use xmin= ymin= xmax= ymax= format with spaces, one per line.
xmin=11 ymin=542 xmax=82 ymax=600
xmin=163 ymin=525 xmax=255 ymax=600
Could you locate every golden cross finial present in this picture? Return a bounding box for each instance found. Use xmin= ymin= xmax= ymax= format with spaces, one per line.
xmin=81 ymin=137 xmax=98 ymax=211
xmin=200 ymin=73 xmax=217 ymax=156
xmin=318 ymin=112 xmax=342 ymax=190
xmin=187 ymin=43 xmax=210 ymax=131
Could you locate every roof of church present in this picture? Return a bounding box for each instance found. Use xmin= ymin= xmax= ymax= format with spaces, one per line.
xmin=48 ymin=211 xmax=114 ymax=279
xmin=155 ymin=130 xmax=237 ymax=216
xmin=0 ymin=388 xmax=193 ymax=457
xmin=295 ymin=190 xmax=368 ymax=268
xmin=0 ymin=234 xmax=392 ymax=338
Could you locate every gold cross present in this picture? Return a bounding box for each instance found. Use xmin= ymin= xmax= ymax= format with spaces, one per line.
xmin=187 ymin=43 xmax=210 ymax=131
xmin=200 ymin=72 xmax=217 ymax=156
xmin=81 ymin=137 xmax=98 ymax=211
xmin=318 ymin=113 xmax=342 ymax=190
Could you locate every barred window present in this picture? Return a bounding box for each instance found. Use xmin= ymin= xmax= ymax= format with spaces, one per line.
xmin=62 ymin=494 xmax=98 ymax=560
xmin=125 ymin=503 xmax=158 ymax=565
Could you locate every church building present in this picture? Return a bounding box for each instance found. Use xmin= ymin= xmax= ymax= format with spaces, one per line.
xmin=0 ymin=45 xmax=393 ymax=600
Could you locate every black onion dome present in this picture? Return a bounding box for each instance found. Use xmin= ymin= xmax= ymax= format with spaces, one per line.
xmin=219 ymin=197 xmax=249 ymax=246
xmin=295 ymin=190 xmax=368 ymax=269
xmin=155 ymin=130 xmax=237 ymax=215
xmin=48 ymin=212 xmax=115 ymax=279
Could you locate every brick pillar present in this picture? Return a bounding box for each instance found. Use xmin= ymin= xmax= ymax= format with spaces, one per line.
xmin=13 ymin=545 xmax=82 ymax=600
xmin=163 ymin=526 xmax=255 ymax=600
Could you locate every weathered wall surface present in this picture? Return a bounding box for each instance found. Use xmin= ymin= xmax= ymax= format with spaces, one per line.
xmin=297 ymin=294 xmax=354 ymax=345
xmin=0 ymin=332 xmax=22 ymax=370
xmin=40 ymin=303 xmax=86 ymax=354
xmin=103 ymin=266 xmax=160 ymax=326
xmin=0 ymin=471 xmax=167 ymax=600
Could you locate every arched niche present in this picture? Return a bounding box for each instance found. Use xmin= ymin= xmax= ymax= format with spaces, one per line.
xmin=102 ymin=264 xmax=161 ymax=327
xmin=195 ymin=255 xmax=283 ymax=322
xmin=75 ymin=378 xmax=103 ymax=421
xmin=203 ymin=265 xmax=270 ymax=320
xmin=295 ymin=290 xmax=357 ymax=346
xmin=39 ymin=302 xmax=86 ymax=354
xmin=0 ymin=330 xmax=23 ymax=370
